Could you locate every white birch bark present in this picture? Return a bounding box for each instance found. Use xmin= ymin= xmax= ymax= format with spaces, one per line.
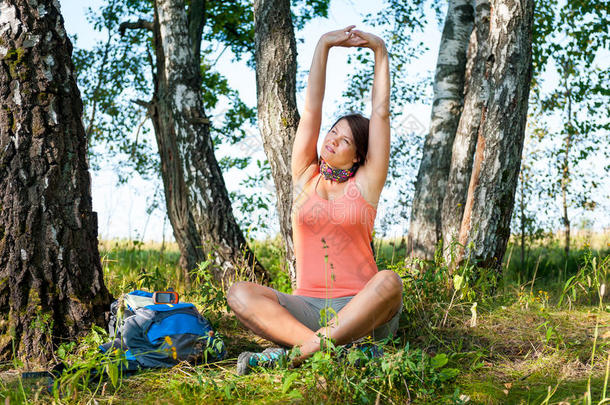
xmin=441 ymin=0 xmax=491 ymax=264
xmin=456 ymin=0 xmax=534 ymax=269
xmin=407 ymin=0 xmax=475 ymax=260
xmin=153 ymin=0 xmax=267 ymax=282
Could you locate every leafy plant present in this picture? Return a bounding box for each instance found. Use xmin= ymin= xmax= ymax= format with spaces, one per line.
xmin=559 ymin=247 xmax=609 ymax=308
xmin=188 ymin=257 xmax=230 ymax=316
xmin=296 ymin=341 xmax=461 ymax=403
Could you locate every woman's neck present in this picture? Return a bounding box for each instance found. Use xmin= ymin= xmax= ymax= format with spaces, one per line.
xmin=319 ymin=158 xmax=356 ymax=183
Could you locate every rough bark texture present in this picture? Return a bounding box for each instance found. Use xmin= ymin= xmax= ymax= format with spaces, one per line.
xmin=253 ymin=0 xmax=300 ymax=286
xmin=441 ymin=0 xmax=491 ymax=262
xmin=150 ymin=0 xmax=267 ymax=283
xmin=408 ymin=0 xmax=474 ymax=260
xmin=456 ymin=0 xmax=534 ymax=270
xmin=0 ymin=0 xmax=111 ymax=363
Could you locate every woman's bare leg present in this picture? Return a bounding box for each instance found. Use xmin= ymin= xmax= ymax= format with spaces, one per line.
xmin=228 ymin=270 xmax=402 ymax=363
xmin=227 ymin=281 xmax=314 ymax=347
xmin=293 ymin=270 xmax=403 ymax=364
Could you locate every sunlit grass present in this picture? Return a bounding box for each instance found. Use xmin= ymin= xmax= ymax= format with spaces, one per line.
xmin=1 ymin=232 xmax=608 ymax=404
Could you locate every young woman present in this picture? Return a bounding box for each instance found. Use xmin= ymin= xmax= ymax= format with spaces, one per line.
xmin=227 ymin=26 xmax=402 ymax=375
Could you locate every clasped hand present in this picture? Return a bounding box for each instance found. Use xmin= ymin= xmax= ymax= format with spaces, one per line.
xmin=321 ymin=25 xmax=385 ymax=52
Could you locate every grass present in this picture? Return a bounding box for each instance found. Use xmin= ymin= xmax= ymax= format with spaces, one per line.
xmin=1 ymin=232 xmax=609 ymax=404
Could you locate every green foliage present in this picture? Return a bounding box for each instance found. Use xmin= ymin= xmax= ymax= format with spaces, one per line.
xmin=291 ymin=0 xmax=330 ymax=31
xmin=73 ymin=0 xmax=156 ymax=179
xmin=517 ymin=0 xmax=610 ymax=248
xmin=504 ymin=235 xmax=610 ymax=291
xmin=228 ymin=159 xmax=274 ymax=233
xmin=187 ymin=258 xmax=230 ymax=317
xmin=49 ymin=325 xmax=132 ymax=401
xmin=100 ymin=240 xmax=182 ymax=296
xmin=73 ymin=0 xmax=259 ymax=185
xmin=202 ymin=1 xmax=255 ymax=66
xmin=394 ymin=242 xmax=502 ymax=335
xmin=291 ymin=340 xmax=461 ymax=403
xmin=250 ymin=237 xmax=292 ymax=293
xmin=2 ymin=236 xmax=609 ymax=404
xmin=558 ymin=247 xmax=609 ymax=308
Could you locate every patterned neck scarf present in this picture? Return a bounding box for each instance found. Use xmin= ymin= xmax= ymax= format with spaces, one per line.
xmin=319 ymin=158 xmax=357 ymax=183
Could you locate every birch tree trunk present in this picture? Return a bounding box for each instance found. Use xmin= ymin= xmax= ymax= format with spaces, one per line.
xmin=456 ymin=0 xmax=534 ymax=270
xmin=560 ymin=64 xmax=573 ymax=258
xmin=148 ymin=0 xmax=267 ymax=283
xmin=253 ymin=0 xmax=300 ymax=286
xmin=408 ymin=0 xmax=474 ymax=260
xmin=0 ymin=0 xmax=111 ymax=362
xmin=441 ymin=0 xmax=491 ymax=263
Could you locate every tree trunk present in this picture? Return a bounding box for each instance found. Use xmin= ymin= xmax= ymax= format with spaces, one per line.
xmin=253 ymin=0 xmax=300 ymax=286
xmin=0 ymin=0 xmax=111 ymax=363
xmin=520 ymin=170 xmax=525 ymax=267
xmin=561 ymin=65 xmax=572 ymax=259
xmin=456 ymin=0 xmax=534 ymax=271
xmin=408 ymin=0 xmax=474 ymax=260
xmin=151 ymin=0 xmax=267 ymax=283
xmin=441 ymin=0 xmax=491 ymax=264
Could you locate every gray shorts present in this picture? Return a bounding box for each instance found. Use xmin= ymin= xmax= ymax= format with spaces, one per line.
xmin=274 ymin=290 xmax=402 ymax=341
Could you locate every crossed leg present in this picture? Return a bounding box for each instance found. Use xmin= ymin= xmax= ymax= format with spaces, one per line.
xmin=227 ymin=270 xmax=403 ymax=363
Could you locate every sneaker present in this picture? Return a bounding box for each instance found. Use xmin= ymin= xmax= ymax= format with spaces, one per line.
xmin=236 ymin=347 xmax=288 ymax=376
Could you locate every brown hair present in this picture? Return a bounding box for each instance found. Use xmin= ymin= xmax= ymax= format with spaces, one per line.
xmin=329 ymin=113 xmax=370 ymax=167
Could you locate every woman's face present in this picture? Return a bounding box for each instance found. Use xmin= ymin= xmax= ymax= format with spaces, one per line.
xmin=320 ymin=119 xmax=358 ymax=170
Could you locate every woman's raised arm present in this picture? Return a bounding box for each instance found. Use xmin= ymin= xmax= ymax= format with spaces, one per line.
xmin=352 ymin=31 xmax=390 ymax=201
xmin=291 ymin=26 xmax=367 ymax=183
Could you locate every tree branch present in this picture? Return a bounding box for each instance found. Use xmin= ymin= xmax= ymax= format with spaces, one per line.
xmin=132 ymin=99 xmax=151 ymax=108
xmin=189 ymin=117 xmax=210 ymax=125
xmin=119 ymin=19 xmax=154 ymax=36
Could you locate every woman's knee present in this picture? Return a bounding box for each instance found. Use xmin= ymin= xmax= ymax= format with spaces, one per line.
xmin=226 ymin=281 xmax=253 ymax=314
xmin=375 ymin=270 xmax=403 ymax=300
xmin=227 ymin=281 xmax=275 ymax=315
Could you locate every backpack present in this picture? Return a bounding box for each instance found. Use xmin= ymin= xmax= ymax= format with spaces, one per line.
xmin=100 ymin=290 xmax=226 ymax=369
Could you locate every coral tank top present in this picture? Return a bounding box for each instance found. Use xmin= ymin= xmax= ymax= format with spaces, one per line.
xmin=292 ymin=169 xmax=378 ymax=298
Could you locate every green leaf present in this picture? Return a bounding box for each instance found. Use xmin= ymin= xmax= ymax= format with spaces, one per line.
xmin=224 ymin=383 xmax=233 ymax=400
xmin=282 ymin=372 xmax=299 ymax=394
xmin=438 ymin=367 xmax=459 ymax=381
xmin=106 ymin=362 xmax=119 ymax=387
xmin=453 ymin=274 xmax=464 ymax=291
xmin=347 ymin=349 xmax=367 ymax=366
xmin=430 ymin=353 xmax=448 ymax=369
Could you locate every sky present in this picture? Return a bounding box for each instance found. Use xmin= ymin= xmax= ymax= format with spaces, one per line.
xmin=59 ymin=0 xmax=609 ymax=242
